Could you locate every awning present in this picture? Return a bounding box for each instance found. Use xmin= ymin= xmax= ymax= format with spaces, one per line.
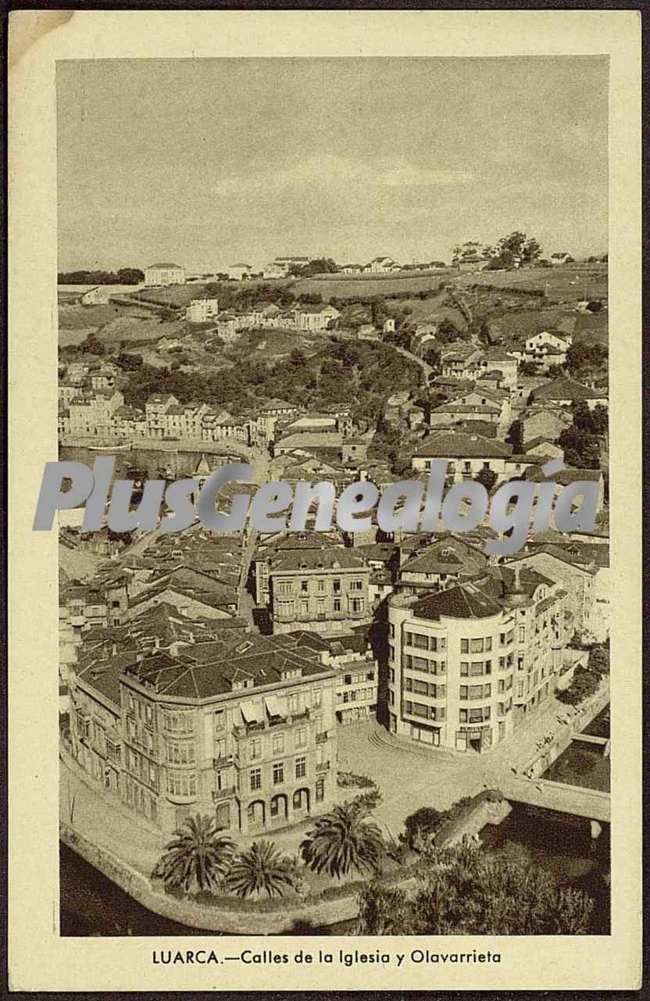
xmin=265 ymin=695 xmax=285 ymax=719
xmin=240 ymin=701 xmax=263 ymax=724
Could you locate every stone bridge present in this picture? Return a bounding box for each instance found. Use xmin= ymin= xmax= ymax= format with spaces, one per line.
xmin=500 ymin=774 xmax=610 ymax=824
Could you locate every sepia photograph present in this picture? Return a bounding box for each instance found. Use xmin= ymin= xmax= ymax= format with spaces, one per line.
xmin=56 ymin=53 xmax=612 ymax=938
xmin=8 ymin=9 xmax=642 ymax=993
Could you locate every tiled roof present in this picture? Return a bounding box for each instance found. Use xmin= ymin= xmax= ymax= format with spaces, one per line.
xmin=412 ymin=583 xmax=502 ymax=621
xmin=414 ymin=432 xmax=512 ymax=459
xmin=270 ymin=547 xmax=366 ymax=573
xmin=532 ymin=377 xmax=605 ymax=402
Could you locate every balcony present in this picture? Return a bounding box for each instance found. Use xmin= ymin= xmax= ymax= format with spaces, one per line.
xmin=212 ymin=786 xmax=237 ymax=802
xmin=316 ymin=761 xmax=330 ymax=773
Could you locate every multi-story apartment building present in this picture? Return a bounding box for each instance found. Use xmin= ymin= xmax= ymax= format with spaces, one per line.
xmin=144 ymin=263 xmax=185 ymax=287
xmin=411 ymin=431 xmax=512 ymax=483
xmin=268 ymin=547 xmax=371 ymax=635
xmin=68 ymin=632 xmax=338 ymax=835
xmin=289 ymin=629 xmax=379 ymax=724
xmin=145 ymin=393 xmax=180 ymax=438
xmin=386 ymin=565 xmax=570 ymax=752
xmin=68 ymin=389 xmax=125 ymax=436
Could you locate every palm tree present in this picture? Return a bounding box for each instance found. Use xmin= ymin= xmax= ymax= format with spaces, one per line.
xmin=300 ymin=801 xmax=384 ymax=879
xmin=227 ymin=840 xmax=297 ymax=898
xmin=153 ymin=814 xmax=235 ymax=894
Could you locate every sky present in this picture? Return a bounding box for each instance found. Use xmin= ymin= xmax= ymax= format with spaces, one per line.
xmin=57 ymin=57 xmax=608 ymax=273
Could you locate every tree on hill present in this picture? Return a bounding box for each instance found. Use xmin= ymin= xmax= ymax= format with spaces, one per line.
xmin=356 ymin=840 xmax=595 ymax=935
xmin=566 ymin=342 xmax=608 ymax=380
xmin=436 ymin=319 xmax=462 ymax=344
xmin=558 ymin=425 xmax=601 ymax=468
xmin=484 ymin=232 xmax=542 ymax=269
xmin=572 ymin=401 xmax=608 ymax=436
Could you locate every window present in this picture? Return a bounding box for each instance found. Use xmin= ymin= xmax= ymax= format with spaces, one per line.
xmin=288 ymin=693 xmax=299 ymax=714
xmin=296 ymin=727 xmax=307 ymax=748
xmin=350 ymin=580 xmax=363 ymax=591
xmin=273 ymin=762 xmax=284 ymax=785
xmin=272 ymin=733 xmax=285 ymax=754
xmin=519 ymin=626 xmax=526 ymax=641
xmin=470 ymin=662 xmax=484 ymax=677
xmin=301 ymin=580 xmax=309 ymax=592
xmin=312 ymin=689 xmax=322 ymax=708
xmin=167 ymin=771 xmax=197 ymax=797
xmin=250 ymin=737 xmax=262 ymax=760
xmin=315 ymin=778 xmax=325 ymax=802
xmin=277 ymin=600 xmax=294 ymax=617
xmin=277 ymin=581 xmax=292 ymax=595
xmin=461 ymin=639 xmax=469 ymax=653
xmin=485 ymin=637 xmax=492 ymax=651
xmin=389 ymin=668 xmax=395 ymax=683
xmin=163 ymin=710 xmax=193 ymax=735
xmin=300 ymin=600 xmax=309 ymax=615
xmin=333 ymin=598 xmax=341 ymax=612
xmin=470 ymin=638 xmax=484 ymax=653
xmin=214 ymin=710 xmax=225 ymax=732
xmin=295 ymin=757 xmax=306 ymax=778
xmin=166 ymin=741 xmax=195 ymax=764
xmin=460 ymin=662 xmax=469 ymax=676
xmin=333 ymin=579 xmax=341 ymax=593
xmin=350 ymin=598 xmax=364 ymax=614
xmin=317 ymin=579 xmax=325 ymax=592
xmin=460 ymin=685 xmax=468 ymax=700
xmin=250 ymin=767 xmax=262 ymax=791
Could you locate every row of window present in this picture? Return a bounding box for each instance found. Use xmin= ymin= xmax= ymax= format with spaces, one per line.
xmin=166 ymin=740 xmax=195 ymax=765
xmin=403 ymin=655 xmax=446 ymax=675
xmin=404 ymin=632 xmax=446 ymax=652
xmin=404 ymin=700 xmax=446 ymax=722
xmin=460 ymin=683 xmax=491 ymax=700
xmin=341 ymin=671 xmax=375 ymax=685
xmin=162 ymin=709 xmax=194 ymax=735
xmin=275 ymin=597 xmax=365 ymax=616
xmin=459 ymin=637 xmax=494 ymax=654
xmin=250 ymin=756 xmax=307 ymax=790
xmin=276 ymin=578 xmax=365 ymax=595
xmin=405 ymin=678 xmax=446 ymax=699
xmin=247 ymin=726 xmax=310 ymax=760
xmin=339 ymin=688 xmax=374 ymax=704
xmin=126 ymin=694 xmax=155 ymax=726
xmin=126 ymin=746 xmax=157 ymax=789
xmin=167 ymin=770 xmax=197 ymax=798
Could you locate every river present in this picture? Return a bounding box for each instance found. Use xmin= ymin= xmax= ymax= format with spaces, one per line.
xmin=60 ymin=444 xmax=232 ymax=481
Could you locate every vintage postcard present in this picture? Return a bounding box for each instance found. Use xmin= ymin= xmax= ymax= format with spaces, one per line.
xmin=8 ymin=8 xmax=642 ymax=992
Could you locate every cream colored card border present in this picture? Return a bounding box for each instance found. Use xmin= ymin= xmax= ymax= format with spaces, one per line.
xmin=8 ymin=9 xmax=642 ymax=991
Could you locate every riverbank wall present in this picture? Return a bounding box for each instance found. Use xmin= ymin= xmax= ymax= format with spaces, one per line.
xmin=523 ymin=686 xmax=609 ymax=780
xmin=60 ymin=824 xmax=419 ymax=934
xmin=60 ymin=435 xmax=246 ymax=457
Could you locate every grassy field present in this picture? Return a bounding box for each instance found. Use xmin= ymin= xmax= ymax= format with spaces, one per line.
xmin=293 ymin=273 xmax=449 ymax=300
xmin=224 ymin=328 xmax=321 ymax=362
xmin=451 ymin=263 xmax=607 ymax=304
